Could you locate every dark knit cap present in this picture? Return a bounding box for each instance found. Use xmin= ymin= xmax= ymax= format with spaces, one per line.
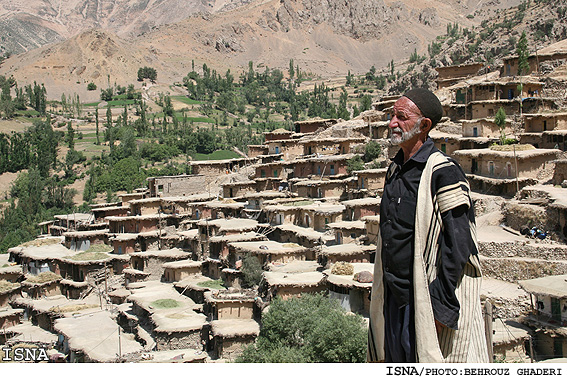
xmin=403 ymin=88 xmax=443 ymax=127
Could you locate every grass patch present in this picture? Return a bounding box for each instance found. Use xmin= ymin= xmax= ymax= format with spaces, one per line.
xmin=84 ymin=244 xmax=113 ymax=253
xmin=286 ymin=200 xmax=314 ymax=207
xmin=64 ymin=250 xmax=110 ymax=261
xmin=192 ymin=150 xmax=240 ymax=161
xmin=0 ymin=280 xmax=18 ymax=293
xmin=20 ymin=238 xmax=61 ymax=248
xmin=151 ymin=299 xmax=181 ymax=309
xmin=171 ymin=96 xmax=203 ymax=105
xmin=23 ymin=271 xmax=62 ymax=284
xmin=197 ymin=279 xmax=225 ymax=290
xmin=49 ymin=303 xmax=99 ymax=314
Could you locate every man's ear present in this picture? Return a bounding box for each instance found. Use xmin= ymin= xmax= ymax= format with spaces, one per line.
xmin=421 ymin=118 xmax=432 ymax=133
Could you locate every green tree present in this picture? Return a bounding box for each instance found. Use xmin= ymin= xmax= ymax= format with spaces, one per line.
xmin=347 ymin=155 xmax=365 ymax=174
xmin=236 ymin=293 xmax=367 ymax=363
xmin=241 ymin=255 xmax=263 ymax=288
xmin=494 ymin=107 xmax=507 ymax=145
xmin=363 ymin=140 xmax=381 ymax=162
xmin=516 ymin=31 xmax=530 ymax=76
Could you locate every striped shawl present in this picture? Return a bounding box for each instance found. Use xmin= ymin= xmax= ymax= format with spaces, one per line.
xmin=367 ymin=151 xmax=489 ymax=363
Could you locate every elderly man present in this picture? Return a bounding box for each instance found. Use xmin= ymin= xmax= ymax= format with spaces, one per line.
xmin=367 ymin=88 xmax=489 ymax=363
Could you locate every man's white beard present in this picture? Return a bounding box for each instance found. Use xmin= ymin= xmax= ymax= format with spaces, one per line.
xmin=390 ymin=117 xmax=423 ymax=145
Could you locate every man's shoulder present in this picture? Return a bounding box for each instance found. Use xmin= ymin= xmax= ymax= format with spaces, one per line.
xmin=428 ymin=151 xmax=468 ymax=188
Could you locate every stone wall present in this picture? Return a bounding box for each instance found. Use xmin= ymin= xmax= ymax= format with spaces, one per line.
xmin=154 ymin=330 xmax=203 ymax=351
xmin=480 ymin=256 xmax=567 ymax=282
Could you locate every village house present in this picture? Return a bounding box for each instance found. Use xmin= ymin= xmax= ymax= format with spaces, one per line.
xmin=264 ymin=127 xmax=294 ymax=141
xmin=520 ymin=112 xmax=567 ymax=150
xmin=119 ymin=190 xmax=147 ymax=205
xmin=8 ymin=240 xmax=71 ymax=277
xmin=0 ymin=307 xmax=24 ymax=332
xmin=0 ymin=281 xmax=21 ymax=308
xmin=222 ymin=180 xmax=257 ymax=199
xmin=501 ymin=39 xmax=567 ymax=77
xmin=255 ymin=161 xmax=293 ymax=180
xmin=106 ymin=213 xmax=178 ymax=235
xmin=197 ymin=218 xmax=259 ymax=258
xmin=341 ymin=197 xmax=381 ymax=221
xmin=298 ymin=202 xmax=345 ymax=232
xmin=147 ymin=174 xmax=208 ymax=198
xmin=162 ymin=259 xmax=203 ymax=283
xmin=318 ymin=244 xmax=376 ymax=268
xmin=272 ymin=224 xmax=331 ymax=249
xmin=20 ymin=272 xmax=63 ymax=299
xmin=429 ymin=130 xmax=462 ymax=157
xmin=262 ymin=262 xmax=326 ymax=301
xmin=127 ymin=281 xmax=208 ymax=351
xmin=56 ymin=251 xmax=116 ymax=283
xmin=353 ymin=168 xmax=387 ymax=196
xmin=453 ymin=146 xmax=561 ymax=196
xmin=129 ymin=248 xmax=191 ymax=281
xmin=292 ymin=177 xmax=354 ymax=200
xmin=265 ymin=138 xmax=303 ymax=160
xmin=518 ymin=274 xmax=567 ymax=360
xmin=300 ymin=137 xmax=366 ymax=157
xmin=293 ymin=154 xmax=355 ymax=179
xmin=363 ymin=215 xmax=380 ymax=246
xmin=209 ymin=319 xmax=260 ymax=360
xmin=247 ymin=144 xmax=268 ymax=158
xmin=294 ymin=118 xmax=337 ymax=134
xmin=327 ymin=220 xmax=367 ymax=245
xmin=435 ymin=63 xmax=485 ymax=89
xmin=372 ymin=95 xmax=398 ymax=112
xmin=492 ymin=319 xmax=532 ymax=362
xmin=227 ymin=240 xmax=312 ymax=267
xmin=324 ymin=262 xmax=374 ymax=317
xmin=203 ymin=290 xmax=257 ymax=321
xmin=461 ymin=118 xmax=513 ymax=141
xmin=209 ymin=232 xmax=267 ymax=263
xmin=190 ymin=158 xmax=253 ymax=179
xmin=50 ymin=213 xmax=93 ymax=236
xmin=63 ymin=229 xmax=109 ymax=251
xmin=91 ymin=205 xmax=130 ymax=223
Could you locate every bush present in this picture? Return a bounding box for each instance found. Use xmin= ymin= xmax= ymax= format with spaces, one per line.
xmin=241 ymin=255 xmax=263 ymax=288
xmin=236 ymin=293 xmax=367 ymax=363
xmin=87 ymin=82 xmax=97 ymax=91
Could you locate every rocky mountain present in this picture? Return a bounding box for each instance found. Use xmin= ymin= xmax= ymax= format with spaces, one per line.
xmin=0 ymin=0 xmax=531 ymax=101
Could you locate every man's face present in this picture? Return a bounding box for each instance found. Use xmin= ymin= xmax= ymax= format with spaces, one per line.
xmin=389 ymin=97 xmax=424 ymax=147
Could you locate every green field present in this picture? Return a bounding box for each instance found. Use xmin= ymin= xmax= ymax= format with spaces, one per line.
xmin=171 ymin=96 xmax=203 ymax=105
xmin=192 ymin=150 xmax=240 ymax=161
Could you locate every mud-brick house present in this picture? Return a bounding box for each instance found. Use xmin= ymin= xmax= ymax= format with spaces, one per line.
xmin=298 ymin=202 xmax=345 ymax=232
xmin=38 ymin=220 xmax=55 ymax=236
xmin=324 ymin=262 xmax=374 ymax=316
xmin=159 ymin=194 xmax=215 ymax=216
xmin=109 ymin=233 xmax=138 ymax=255
xmin=519 ymin=275 xmax=567 ymax=360
xmin=129 ymin=248 xmax=191 ymax=281
xmin=20 ymin=272 xmax=63 ymax=299
xmin=54 ymin=308 xmax=144 ymax=362
xmin=222 ymin=180 xmax=257 ymax=199
xmin=51 ymin=213 xmax=93 ymax=235
xmin=8 ymin=240 xmax=70 ymax=276
xmin=327 ymin=220 xmax=367 ymax=245
xmin=63 ymin=229 xmax=109 ymax=251
xmin=265 ymin=138 xmax=303 ymax=160
xmin=301 ymin=137 xmax=366 ymax=157
xmin=435 ymin=63 xmax=484 ymax=89
xmin=127 ymin=281 xmax=208 ymax=351
xmin=501 ymin=39 xmax=567 ymax=77
xmin=468 ymin=79 xmax=544 ymax=102
xmin=255 ymin=161 xmax=293 ymax=180
xmin=318 ymin=244 xmax=376 ymax=268
xmin=209 ymin=232 xmax=267 ymax=263
xmin=0 ymin=307 xmax=23 ymax=331
xmin=453 ymin=146 xmax=561 ymax=196
xmin=106 ymin=213 xmax=178 ymax=234
xmin=293 ymin=154 xmax=355 ymax=179
xmin=57 ymin=251 xmax=115 ymax=283
xmin=372 ymin=96 xmax=398 ymax=112
xmin=520 ymin=113 xmax=567 ymax=150
xmin=353 ymin=168 xmax=388 ymax=196
xmin=341 ymin=197 xmax=380 ymax=221
xmin=272 ymin=224 xmax=331 ymax=249
xmin=264 ymin=127 xmax=294 ymax=141
xmin=147 ymin=174 xmax=207 ymax=198
xmin=262 ymin=270 xmax=326 ymax=301
xmin=198 ymin=218 xmax=258 ymax=251
xmin=59 ymin=279 xmax=90 ymax=300
xmin=203 ymin=290 xmax=257 ymax=321
xmin=294 ymin=118 xmax=337 ymax=134
xmin=242 ymin=191 xmax=290 ymax=221
xmin=462 ymin=118 xmax=513 ymax=139
xmin=200 ymin=200 xmax=246 ymax=220
xmin=91 ymin=205 xmax=130 ymax=223
xmin=128 ymin=197 xmax=162 ymax=216
xmin=0 ymin=281 xmax=21 ymax=307
xmin=493 ymin=319 xmax=532 ymax=363
xmin=292 ymin=177 xmax=354 ymax=200
xmin=429 ymin=131 xmax=462 ymax=157
xmin=162 ymin=259 xmax=203 ymax=283
xmin=263 ymin=198 xmax=306 ymax=226
xmin=209 ymin=319 xmax=260 ymax=360
xmin=247 ymin=144 xmax=268 ymax=158
xmin=228 ymin=240 xmax=312 ymax=267
xmin=0 ymin=264 xmax=22 ymax=283
xmin=119 ymin=190 xmax=147 ymax=205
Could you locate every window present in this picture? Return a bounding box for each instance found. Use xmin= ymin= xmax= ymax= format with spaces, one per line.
xmin=489 ymin=161 xmax=495 ymax=176
xmin=273 ymin=170 xmax=278 ymax=177
xmin=441 ymin=144 xmax=446 ymax=153
xmin=261 ymin=169 xmax=266 ymax=178
xmin=330 ymin=164 xmax=335 ymax=175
